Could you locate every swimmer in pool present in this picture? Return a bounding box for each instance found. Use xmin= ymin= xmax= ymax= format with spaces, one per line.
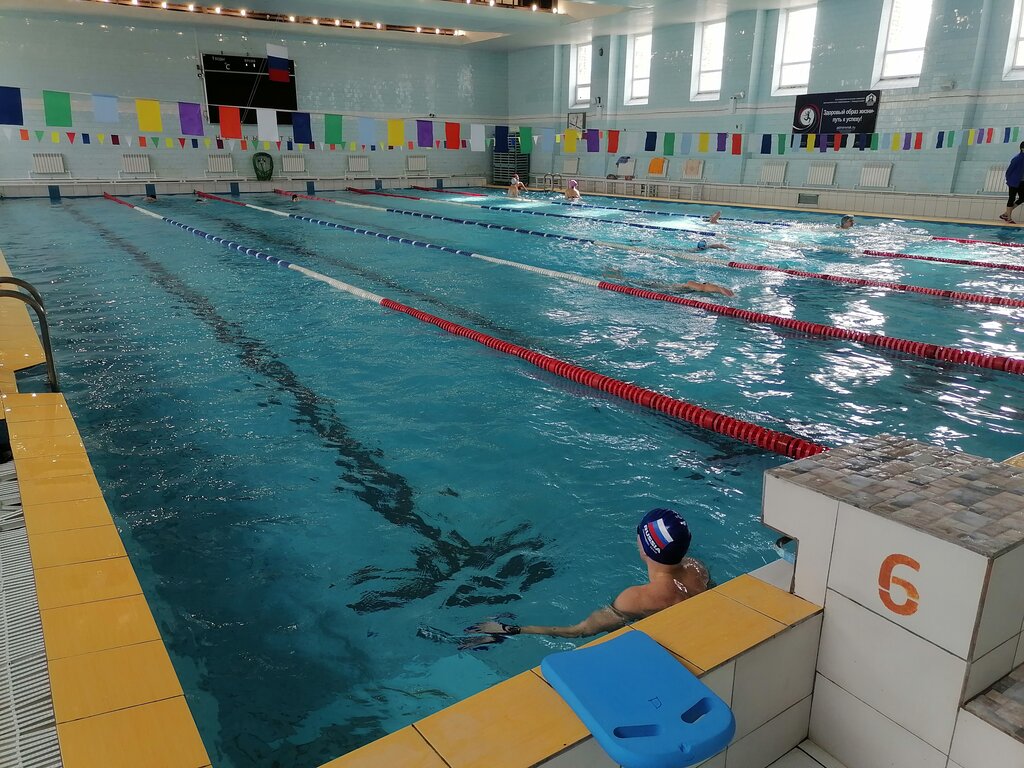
xmin=291 ymin=194 xmax=300 ymax=203
xmin=602 ymin=268 xmax=735 ymax=297
xmin=460 ymin=509 xmax=709 ymax=648
xmin=193 ymin=190 xmax=206 ymax=203
xmin=838 ymin=214 xmax=855 ymax=229
xmin=507 ymin=173 xmax=528 ymax=198
xmin=689 ymin=239 xmax=735 ymax=253
xmin=708 ymin=211 xmax=722 ymax=224
xmin=565 ymin=179 xmax=582 ymax=201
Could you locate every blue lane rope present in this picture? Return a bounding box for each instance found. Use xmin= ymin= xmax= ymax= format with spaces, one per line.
xmin=383 ymin=207 xmax=595 ymax=243
xmin=476 ymin=204 xmax=718 ymax=237
xmin=163 ymin=218 xmax=294 ymax=268
xmin=541 ymin=198 xmax=792 ymax=227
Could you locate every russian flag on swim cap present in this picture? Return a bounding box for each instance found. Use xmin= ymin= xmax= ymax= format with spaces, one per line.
xmin=637 ymin=508 xmax=692 ymax=565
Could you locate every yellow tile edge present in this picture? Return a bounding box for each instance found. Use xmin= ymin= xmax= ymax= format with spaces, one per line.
xmin=1003 ymin=451 xmax=1024 ymax=468
xmin=318 ymin=576 xmax=820 ymax=768
xmin=0 ymin=247 xmax=46 ymax=374
xmin=0 ymin=254 xmax=211 ymax=767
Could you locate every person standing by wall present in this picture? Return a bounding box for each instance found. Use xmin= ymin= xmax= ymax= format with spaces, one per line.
xmin=1001 ymin=142 xmax=1024 ymax=224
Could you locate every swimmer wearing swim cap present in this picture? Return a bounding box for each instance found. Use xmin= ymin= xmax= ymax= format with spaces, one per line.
xmin=687 ymin=239 xmax=736 ymax=254
xmin=838 ymin=215 xmax=855 ymax=229
xmin=565 ymin=179 xmax=582 ymax=201
xmin=459 ymin=508 xmax=710 ymax=649
xmin=507 ymin=173 xmax=528 ymax=198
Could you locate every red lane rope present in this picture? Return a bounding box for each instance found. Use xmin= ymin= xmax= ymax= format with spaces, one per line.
xmin=862 ymin=249 xmax=1024 ymax=273
xmin=103 ymin=192 xmax=135 ymax=208
xmin=196 ymin=190 xmax=246 ymax=207
xmin=378 ymin=298 xmax=827 ymax=459
xmin=411 ymin=186 xmax=485 ymax=197
xmin=345 ymin=187 xmax=421 ymax=200
xmin=597 ymin=281 xmax=1024 ymax=375
xmin=932 ymin=236 xmax=1024 ymax=249
xmin=726 ymin=261 xmax=1024 ymax=309
xmin=273 ymin=188 xmax=338 ymax=204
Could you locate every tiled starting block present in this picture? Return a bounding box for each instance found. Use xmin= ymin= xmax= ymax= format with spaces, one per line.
xmin=541 ymin=630 xmax=735 ymax=768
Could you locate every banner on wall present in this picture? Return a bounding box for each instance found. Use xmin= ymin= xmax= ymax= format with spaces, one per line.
xmin=793 ymin=90 xmax=880 ymax=135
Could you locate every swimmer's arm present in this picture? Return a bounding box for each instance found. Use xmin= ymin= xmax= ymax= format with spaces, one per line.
xmin=519 ymin=586 xmax=657 ymax=638
xmin=676 ymin=281 xmax=735 ymax=297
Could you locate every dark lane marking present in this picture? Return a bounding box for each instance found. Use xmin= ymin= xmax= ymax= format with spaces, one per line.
xmin=68 ymin=204 xmax=553 ymax=612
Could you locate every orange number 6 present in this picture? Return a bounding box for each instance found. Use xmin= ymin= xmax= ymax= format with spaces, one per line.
xmin=878 ymin=554 xmax=921 ymax=616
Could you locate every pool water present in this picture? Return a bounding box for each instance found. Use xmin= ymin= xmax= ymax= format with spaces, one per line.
xmin=1 ymin=190 xmax=1022 ymax=767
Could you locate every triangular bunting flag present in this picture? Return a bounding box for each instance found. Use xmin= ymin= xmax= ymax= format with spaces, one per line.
xmin=66 ymin=132 xmax=76 ymax=144
xmin=35 ymin=130 xmax=44 ymax=142
xmin=97 ymin=133 xmax=106 ymax=144
xmin=1 ymin=127 xmax=10 ymax=140
xmin=19 ymin=129 xmax=29 ymax=141
xmin=276 ymin=141 xmax=282 ymax=150
xmin=179 ymin=137 xmax=187 ymax=148
xmin=126 ymin=136 xmax=133 ymax=146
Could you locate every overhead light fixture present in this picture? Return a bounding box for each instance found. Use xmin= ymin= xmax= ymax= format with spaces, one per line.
xmin=416 ymin=26 xmax=421 ymax=32
xmin=355 ymin=20 xmax=360 ymax=26
xmin=239 ymin=8 xmax=246 ymax=15
xmin=187 ymin=3 xmax=194 ymax=10
xmin=435 ymin=27 xmax=440 ymax=33
xmin=288 ymin=14 xmax=295 ymax=21
xmin=334 ymin=18 xmax=340 ymax=26
xmin=375 ymin=21 xmax=381 ymax=28
xmin=161 ymin=1 xmax=167 ymax=6
xmin=311 ymin=17 xmax=318 ymax=24
xmin=214 ymin=6 xmax=221 ymax=12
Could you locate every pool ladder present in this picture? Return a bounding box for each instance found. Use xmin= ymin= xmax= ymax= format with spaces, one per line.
xmin=541 ymin=173 xmax=564 ymax=192
xmin=0 ymin=278 xmax=60 ymax=392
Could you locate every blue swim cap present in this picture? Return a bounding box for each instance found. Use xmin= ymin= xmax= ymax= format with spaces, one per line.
xmin=637 ymin=508 xmax=692 ymax=565
xmin=696 ymin=240 xmax=708 ymax=251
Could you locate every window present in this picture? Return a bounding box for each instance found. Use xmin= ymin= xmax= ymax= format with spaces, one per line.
xmin=692 ymin=20 xmax=726 ymax=101
xmin=873 ymin=0 xmax=933 ymax=88
xmin=773 ymin=6 xmax=817 ymax=94
xmin=571 ymin=43 xmax=592 ymax=106
xmin=1005 ymin=0 xmax=1024 ymax=80
xmin=625 ymin=33 xmax=652 ymax=105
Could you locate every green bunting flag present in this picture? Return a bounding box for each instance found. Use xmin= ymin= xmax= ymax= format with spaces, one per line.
xmin=42 ymin=90 xmax=73 ymax=127
xmin=663 ymin=132 xmax=675 ymax=156
xmin=518 ymin=126 xmax=533 ymax=154
xmin=324 ymin=114 xmax=343 ymax=145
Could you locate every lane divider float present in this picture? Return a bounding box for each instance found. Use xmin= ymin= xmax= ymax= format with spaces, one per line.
xmin=278 ymin=190 xmax=1024 ymax=310
xmin=203 ymin=192 xmax=1024 ymax=376
xmin=102 ymin=192 xmax=825 ymax=459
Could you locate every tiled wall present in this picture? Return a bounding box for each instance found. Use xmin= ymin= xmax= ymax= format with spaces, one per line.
xmin=512 ymin=0 xmax=1024 ymax=197
xmin=0 ymin=9 xmax=507 ymax=181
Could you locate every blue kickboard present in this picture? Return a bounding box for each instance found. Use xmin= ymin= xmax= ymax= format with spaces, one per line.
xmin=541 ymin=630 xmax=735 ymax=768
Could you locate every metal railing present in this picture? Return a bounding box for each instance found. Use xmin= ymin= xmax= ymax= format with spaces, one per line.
xmin=0 ymin=278 xmax=60 ymax=392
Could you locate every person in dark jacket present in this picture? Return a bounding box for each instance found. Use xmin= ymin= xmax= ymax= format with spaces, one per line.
xmin=1001 ymin=142 xmax=1024 ymax=223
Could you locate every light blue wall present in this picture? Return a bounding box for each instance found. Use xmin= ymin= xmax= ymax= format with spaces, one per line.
xmin=509 ymin=0 xmax=1024 ymax=195
xmin=0 ymin=9 xmax=507 ymax=181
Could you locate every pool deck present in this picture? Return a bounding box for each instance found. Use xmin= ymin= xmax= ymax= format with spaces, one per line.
xmin=0 ymin=247 xmax=211 ymax=768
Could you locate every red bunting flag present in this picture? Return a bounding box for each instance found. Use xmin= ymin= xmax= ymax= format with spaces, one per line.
xmin=914 ymin=132 xmax=923 ymax=150
xmin=832 ymin=134 xmax=842 ymax=151
xmin=445 ymin=122 xmax=461 ymax=150
xmin=179 ymin=137 xmax=187 ymax=148
xmin=607 ymin=130 xmax=620 ymax=153
xmin=139 ymin=136 xmax=147 ymax=148
xmin=219 ymin=107 xmax=242 ymax=139
xmin=731 ymin=133 xmax=742 ymax=155
xmin=19 ymin=129 xmax=29 ymax=141
xmin=239 ymin=139 xmax=247 ymax=150
xmin=66 ymin=132 xmax=76 ymax=144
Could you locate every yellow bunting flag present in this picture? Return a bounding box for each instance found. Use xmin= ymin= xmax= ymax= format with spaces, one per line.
xmin=698 ymin=133 xmax=709 ymax=152
xmin=165 ymin=137 xmax=173 ymax=148
xmin=263 ymin=141 xmax=270 ymax=150
xmin=891 ymin=132 xmax=901 ymax=151
xmin=203 ymin=138 xmax=211 ymax=148
xmin=51 ymin=132 xmax=59 ymax=143
xmin=806 ymin=134 xmax=816 ymax=152
xmin=565 ymin=129 xmax=578 ymax=153
xmin=135 ymin=99 xmax=163 ymax=133
xmin=386 ymin=119 xmax=405 ymax=148
xmin=97 ymin=134 xmax=106 ymax=144
xmin=349 ymin=141 xmax=357 ymax=151
xmin=966 ymin=130 xmax=975 ymax=146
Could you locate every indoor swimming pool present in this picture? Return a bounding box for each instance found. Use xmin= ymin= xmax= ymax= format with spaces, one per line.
xmin=2 ymin=189 xmax=1023 ymax=767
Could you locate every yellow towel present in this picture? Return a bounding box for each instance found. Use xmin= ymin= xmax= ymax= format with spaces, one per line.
xmin=648 ymin=157 xmax=666 ymax=175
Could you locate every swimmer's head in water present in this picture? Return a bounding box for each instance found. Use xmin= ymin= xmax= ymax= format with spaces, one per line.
xmin=569 ymin=179 xmax=578 ymax=189
xmin=696 ymin=240 xmax=708 ymax=251
xmin=840 ymin=215 xmax=855 ymax=229
xmin=637 ymin=508 xmax=692 ymax=565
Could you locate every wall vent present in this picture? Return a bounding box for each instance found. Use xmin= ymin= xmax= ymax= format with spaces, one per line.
xmin=31 ymin=154 xmax=67 ymax=175
xmin=759 ymin=161 xmax=787 ymax=185
xmin=859 ymin=163 xmax=893 ymax=189
xmin=207 ymin=154 xmax=233 ymax=174
xmin=806 ymin=162 xmax=836 ymax=187
xmin=797 ymin=193 xmax=820 ymax=206
xmin=281 ymin=155 xmax=306 ymax=174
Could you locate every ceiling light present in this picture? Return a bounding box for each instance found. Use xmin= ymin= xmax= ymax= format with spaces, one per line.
xmin=354 ymin=20 xmax=360 ymax=26
xmin=214 ymin=6 xmax=221 ymax=13
xmin=311 ymin=17 xmax=318 ymax=24
xmin=131 ymin=0 xmax=138 ymax=5
xmin=334 ymin=18 xmax=340 ymax=26
xmin=161 ymin=1 xmax=167 ymax=6
xmin=240 ymin=8 xmax=246 ymax=16
xmin=288 ymin=14 xmax=295 ymax=21
xmin=187 ymin=3 xmax=194 ymax=10
xmin=435 ymin=27 xmax=440 ymax=33
xmin=531 ymin=3 xmax=537 ymax=9
xmin=375 ymin=21 xmax=381 ymax=28
xmin=490 ymin=0 xmax=495 ymax=5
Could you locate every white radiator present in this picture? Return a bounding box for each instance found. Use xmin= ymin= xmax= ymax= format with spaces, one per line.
xmin=281 ymin=155 xmax=306 ymax=174
xmin=859 ymin=163 xmax=893 ymax=189
xmin=207 ymin=154 xmax=233 ymax=173
xmin=759 ymin=161 xmax=787 ymax=185
xmin=348 ymin=155 xmax=370 ymax=173
xmin=681 ymin=159 xmax=704 ymax=180
xmin=984 ymin=165 xmax=1006 ymax=193
xmin=806 ymin=162 xmax=836 ymax=186
xmin=561 ymin=157 xmax=580 ymax=175
xmin=31 ymin=153 xmax=66 ymax=174
xmin=407 ymin=155 xmax=428 ymax=173
xmin=120 ymin=154 xmax=152 ymax=174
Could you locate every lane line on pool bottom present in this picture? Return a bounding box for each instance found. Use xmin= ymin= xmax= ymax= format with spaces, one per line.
xmin=103 ymin=192 xmax=824 ymax=459
xmin=202 ymin=192 xmax=1024 ymax=376
xmin=276 ymin=190 xmax=1024 ymax=311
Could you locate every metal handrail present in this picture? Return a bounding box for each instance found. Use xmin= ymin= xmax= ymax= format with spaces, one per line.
xmin=541 ymin=173 xmax=554 ymax=192
xmin=0 ymin=288 xmax=60 ymax=392
xmin=0 ymin=277 xmax=45 ymax=310
xmin=552 ymin=173 xmax=563 ymax=191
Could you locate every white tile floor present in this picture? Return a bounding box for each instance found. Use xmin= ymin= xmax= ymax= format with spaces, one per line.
xmin=770 ymin=741 xmax=849 ymax=768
